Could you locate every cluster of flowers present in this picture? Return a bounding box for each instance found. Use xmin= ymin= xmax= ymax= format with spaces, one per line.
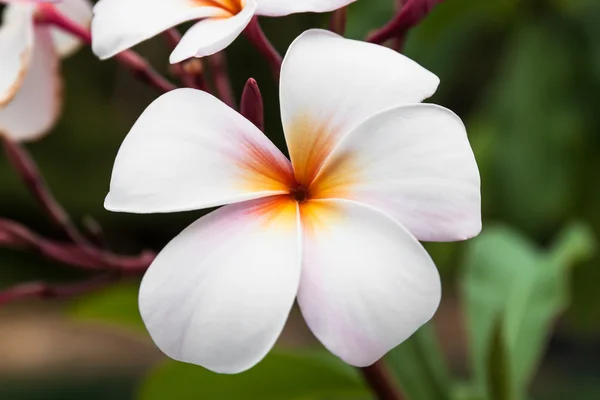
xmin=0 ymin=0 xmax=481 ymax=374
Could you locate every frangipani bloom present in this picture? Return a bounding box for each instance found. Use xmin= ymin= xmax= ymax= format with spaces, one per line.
xmin=91 ymin=0 xmax=358 ymax=64
xmin=106 ymin=30 xmax=481 ymax=373
xmin=0 ymin=0 xmax=92 ymax=141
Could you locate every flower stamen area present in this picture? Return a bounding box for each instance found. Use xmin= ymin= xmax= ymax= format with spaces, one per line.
xmin=195 ymin=0 xmax=244 ymax=15
xmin=290 ymin=184 xmax=310 ymax=203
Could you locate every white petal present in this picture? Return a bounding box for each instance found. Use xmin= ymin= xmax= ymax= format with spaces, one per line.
xmin=0 ymin=3 xmax=34 ymax=105
xmin=256 ymin=0 xmax=357 ymax=17
xmin=280 ymin=29 xmax=439 ymax=185
xmin=51 ymin=0 xmax=93 ymax=58
xmin=312 ymin=105 xmax=481 ymax=242
xmin=169 ymin=0 xmax=256 ymax=63
xmin=0 ymin=26 xmax=61 ymax=142
xmin=139 ymin=196 xmax=301 ymax=373
xmin=105 ymin=88 xmax=295 ymax=213
xmin=91 ymin=0 xmax=226 ymax=59
xmin=297 ymin=199 xmax=441 ymax=367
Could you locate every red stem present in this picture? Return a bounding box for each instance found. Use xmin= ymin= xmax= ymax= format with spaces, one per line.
xmin=207 ymin=52 xmax=236 ymax=108
xmin=0 ymin=218 xmax=154 ymax=272
xmin=329 ymin=7 xmax=348 ymax=36
xmin=243 ymin=17 xmax=282 ymax=81
xmin=367 ymin=0 xmax=442 ymax=46
xmin=360 ymin=361 xmax=405 ymax=400
xmin=36 ymin=4 xmax=176 ymax=93
xmin=0 ymin=274 xmax=119 ymax=307
xmin=2 ymin=136 xmax=89 ymax=247
xmin=163 ymin=29 xmax=202 ymax=89
xmin=240 ymin=78 xmax=264 ymax=132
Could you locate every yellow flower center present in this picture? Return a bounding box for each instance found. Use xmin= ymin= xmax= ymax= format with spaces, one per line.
xmin=195 ymin=0 xmax=244 ymax=15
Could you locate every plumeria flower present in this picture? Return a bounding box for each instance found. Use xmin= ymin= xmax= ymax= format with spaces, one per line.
xmin=0 ymin=0 xmax=92 ymax=141
xmin=105 ymin=30 xmax=481 ymax=373
xmin=91 ymin=0 xmax=358 ymax=64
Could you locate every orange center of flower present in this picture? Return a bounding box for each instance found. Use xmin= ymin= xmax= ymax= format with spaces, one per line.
xmin=195 ymin=0 xmax=244 ymax=15
xmin=290 ymin=184 xmax=310 ymax=203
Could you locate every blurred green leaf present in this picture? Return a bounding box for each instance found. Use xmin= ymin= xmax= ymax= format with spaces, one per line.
xmin=385 ymin=323 xmax=452 ymax=400
xmin=138 ymin=351 xmax=370 ymax=400
xmin=69 ymin=280 xmax=145 ymax=330
xmin=462 ymin=223 xmax=595 ymax=399
xmin=475 ymin=21 xmax=590 ymax=236
xmin=486 ymin=320 xmax=511 ymax=400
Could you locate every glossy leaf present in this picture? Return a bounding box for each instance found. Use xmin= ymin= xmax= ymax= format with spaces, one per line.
xmin=138 ymin=351 xmax=370 ymax=400
xmin=462 ymin=223 xmax=594 ymax=399
xmin=385 ymin=323 xmax=452 ymax=400
xmin=69 ymin=280 xmax=145 ymax=330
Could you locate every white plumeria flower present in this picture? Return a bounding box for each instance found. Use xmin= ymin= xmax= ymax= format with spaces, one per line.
xmin=106 ymin=30 xmax=481 ymax=374
xmin=91 ymin=0 xmax=358 ymax=64
xmin=0 ymin=0 xmax=92 ymax=141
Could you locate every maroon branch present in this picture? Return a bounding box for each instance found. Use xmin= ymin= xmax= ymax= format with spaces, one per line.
xmin=0 ymin=218 xmax=154 ymax=272
xmin=0 ymin=274 xmax=119 ymax=307
xmin=329 ymin=7 xmax=348 ymax=36
xmin=240 ymin=78 xmax=264 ymax=132
xmin=207 ymin=52 xmax=237 ymax=108
xmin=2 ymin=136 xmax=89 ymax=247
xmin=36 ymin=3 xmax=176 ymax=94
xmin=1 ymin=111 xmax=153 ymax=308
xmin=367 ymin=0 xmax=444 ymax=46
xmin=164 ymin=29 xmax=203 ymax=90
xmin=243 ymin=17 xmax=282 ymax=81
xmin=360 ymin=361 xmax=405 ymax=400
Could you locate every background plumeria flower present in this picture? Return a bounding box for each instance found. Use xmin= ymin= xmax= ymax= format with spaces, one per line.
xmin=105 ymin=29 xmax=481 ymax=373
xmin=91 ymin=0 xmax=359 ymax=64
xmin=0 ymin=0 xmax=92 ymax=141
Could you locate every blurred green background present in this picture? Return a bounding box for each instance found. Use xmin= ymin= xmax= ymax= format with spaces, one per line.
xmin=1 ymin=0 xmax=599 ymax=399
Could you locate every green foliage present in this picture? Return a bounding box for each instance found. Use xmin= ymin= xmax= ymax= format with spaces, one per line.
xmin=138 ymin=352 xmax=370 ymax=400
xmin=385 ymin=324 xmax=452 ymax=400
xmin=462 ymin=223 xmax=595 ymax=400
xmin=70 ymin=280 xmax=145 ymax=330
xmin=486 ymin=320 xmax=511 ymax=400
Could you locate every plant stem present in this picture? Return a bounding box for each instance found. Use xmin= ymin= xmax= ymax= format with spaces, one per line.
xmin=329 ymin=7 xmax=348 ymax=36
xmin=2 ymin=136 xmax=89 ymax=247
xmin=243 ymin=17 xmax=282 ymax=81
xmin=0 ymin=274 xmax=119 ymax=307
xmin=0 ymin=218 xmax=154 ymax=272
xmin=36 ymin=4 xmax=176 ymax=93
xmin=207 ymin=52 xmax=236 ymax=108
xmin=367 ymin=0 xmax=442 ymax=46
xmin=360 ymin=360 xmax=405 ymax=400
xmin=163 ymin=29 xmax=202 ymax=89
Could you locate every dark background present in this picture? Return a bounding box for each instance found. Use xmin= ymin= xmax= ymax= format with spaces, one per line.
xmin=1 ymin=0 xmax=599 ymax=399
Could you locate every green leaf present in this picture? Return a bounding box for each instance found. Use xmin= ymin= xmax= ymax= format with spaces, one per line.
xmin=472 ymin=21 xmax=590 ymax=236
xmin=486 ymin=320 xmax=511 ymax=400
xmin=138 ymin=351 xmax=371 ymax=400
xmin=385 ymin=323 xmax=452 ymax=400
xmin=461 ymin=223 xmax=595 ymax=399
xmin=69 ymin=280 xmax=145 ymax=330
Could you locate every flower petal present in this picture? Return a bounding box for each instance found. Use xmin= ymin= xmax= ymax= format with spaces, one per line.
xmin=51 ymin=0 xmax=93 ymax=58
xmin=297 ymin=199 xmax=441 ymax=367
xmin=105 ymin=88 xmax=295 ymax=214
xmin=312 ymin=105 xmax=481 ymax=242
xmin=169 ymin=0 xmax=256 ymax=63
xmin=91 ymin=0 xmax=226 ymax=59
xmin=256 ymin=0 xmax=357 ymax=17
xmin=0 ymin=3 xmax=34 ymax=105
xmin=0 ymin=26 xmax=61 ymax=142
xmin=280 ymin=29 xmax=439 ymax=185
xmin=139 ymin=196 xmax=301 ymax=373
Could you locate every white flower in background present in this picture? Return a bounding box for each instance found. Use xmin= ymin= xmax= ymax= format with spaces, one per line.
xmin=0 ymin=0 xmax=92 ymax=141
xmin=91 ymin=0 xmax=359 ymax=63
xmin=105 ymin=30 xmax=481 ymax=374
